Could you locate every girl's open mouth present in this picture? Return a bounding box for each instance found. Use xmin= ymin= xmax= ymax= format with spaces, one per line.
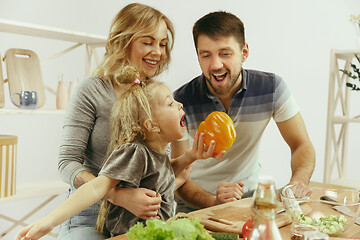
xmin=180 ymin=114 xmax=185 ymax=127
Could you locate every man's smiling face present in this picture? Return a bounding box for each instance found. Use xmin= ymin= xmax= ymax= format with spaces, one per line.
xmin=196 ymin=34 xmax=249 ymax=97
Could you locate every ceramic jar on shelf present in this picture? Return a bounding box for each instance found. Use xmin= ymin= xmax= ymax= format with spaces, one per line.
xmin=56 ymin=75 xmax=68 ymax=110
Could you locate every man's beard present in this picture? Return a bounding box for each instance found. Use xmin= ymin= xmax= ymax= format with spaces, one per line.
xmin=204 ymin=70 xmax=241 ymax=96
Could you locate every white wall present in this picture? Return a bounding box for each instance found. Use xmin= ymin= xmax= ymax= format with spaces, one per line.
xmin=1 ymin=0 xmax=360 ymax=239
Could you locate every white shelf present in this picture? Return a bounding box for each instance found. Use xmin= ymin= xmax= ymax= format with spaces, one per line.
xmin=0 ymin=108 xmax=66 ymax=115
xmin=332 ymin=49 xmax=360 ymax=60
xmin=0 ymin=179 xmax=69 ymax=204
xmin=0 ymin=18 xmax=107 ymax=100
xmin=0 ymin=18 xmax=106 ymax=46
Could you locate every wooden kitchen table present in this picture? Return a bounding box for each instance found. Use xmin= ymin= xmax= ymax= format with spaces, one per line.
xmin=107 ymin=182 xmax=360 ymax=240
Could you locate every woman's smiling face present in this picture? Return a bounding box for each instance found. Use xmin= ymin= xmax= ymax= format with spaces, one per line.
xmin=128 ymin=20 xmax=169 ymax=79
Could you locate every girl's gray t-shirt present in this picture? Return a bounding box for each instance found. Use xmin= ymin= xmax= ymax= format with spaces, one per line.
xmin=99 ymin=141 xmax=176 ymax=236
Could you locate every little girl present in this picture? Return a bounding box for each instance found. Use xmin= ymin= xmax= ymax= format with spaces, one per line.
xmin=16 ymin=65 xmax=222 ymax=239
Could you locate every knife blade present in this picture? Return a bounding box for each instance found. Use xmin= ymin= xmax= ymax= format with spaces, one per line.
xmin=333 ymin=205 xmax=357 ymax=218
xmin=320 ymin=196 xmax=360 ymax=226
xmin=242 ymin=189 xmax=255 ymax=199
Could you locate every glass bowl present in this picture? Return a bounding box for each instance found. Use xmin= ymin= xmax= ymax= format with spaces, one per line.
xmin=280 ymin=184 xmax=360 ymax=237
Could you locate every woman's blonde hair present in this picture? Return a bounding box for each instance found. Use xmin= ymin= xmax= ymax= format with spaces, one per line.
xmin=96 ymin=65 xmax=164 ymax=233
xmin=92 ymin=3 xmax=174 ymax=85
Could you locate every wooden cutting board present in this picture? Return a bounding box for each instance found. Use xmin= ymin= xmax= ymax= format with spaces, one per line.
xmin=0 ymin=52 xmax=4 ymax=108
xmin=186 ymin=197 xmax=304 ymax=236
xmin=4 ymin=48 xmax=45 ymax=108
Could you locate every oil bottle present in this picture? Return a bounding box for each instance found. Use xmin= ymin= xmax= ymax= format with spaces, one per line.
xmin=249 ymin=176 xmax=282 ymax=240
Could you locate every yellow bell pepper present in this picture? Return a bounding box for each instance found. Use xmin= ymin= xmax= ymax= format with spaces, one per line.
xmin=198 ymin=111 xmax=236 ymax=154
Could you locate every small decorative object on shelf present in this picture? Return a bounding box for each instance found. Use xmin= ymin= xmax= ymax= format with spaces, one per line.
xmin=56 ymin=74 xmax=68 ymax=110
xmin=350 ymin=14 xmax=360 ymax=48
xmin=10 ymin=90 xmax=38 ymax=109
xmin=339 ymin=54 xmax=360 ymax=91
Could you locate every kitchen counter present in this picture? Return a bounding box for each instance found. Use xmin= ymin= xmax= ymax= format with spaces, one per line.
xmin=107 ymin=182 xmax=360 ymax=240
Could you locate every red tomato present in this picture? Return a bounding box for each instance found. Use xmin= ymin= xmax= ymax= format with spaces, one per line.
xmin=242 ymin=219 xmax=253 ymax=240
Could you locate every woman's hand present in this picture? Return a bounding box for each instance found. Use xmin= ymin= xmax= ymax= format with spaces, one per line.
xmin=16 ymin=218 xmax=54 ymax=240
xmin=106 ymin=187 xmax=162 ymax=220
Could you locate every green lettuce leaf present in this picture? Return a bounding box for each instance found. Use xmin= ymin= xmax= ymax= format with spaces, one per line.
xmin=297 ymin=214 xmax=348 ymax=236
xmin=126 ymin=218 xmax=215 ymax=240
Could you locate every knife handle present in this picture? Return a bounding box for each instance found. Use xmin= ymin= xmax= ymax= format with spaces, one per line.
xmin=320 ymin=196 xmax=337 ymax=202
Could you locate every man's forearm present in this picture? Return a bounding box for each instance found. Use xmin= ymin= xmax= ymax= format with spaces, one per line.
xmin=276 ymin=113 xmax=316 ymax=186
xmin=175 ymin=178 xmax=216 ymax=209
xmin=290 ymin=142 xmax=315 ymax=185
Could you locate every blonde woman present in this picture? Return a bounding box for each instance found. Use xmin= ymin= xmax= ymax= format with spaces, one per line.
xmin=56 ymin=3 xmax=176 ymax=240
xmin=16 ymin=66 xmax=218 ymax=239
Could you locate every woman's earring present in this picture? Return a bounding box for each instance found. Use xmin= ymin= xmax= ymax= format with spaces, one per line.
xmin=158 ymin=130 xmax=161 ymax=134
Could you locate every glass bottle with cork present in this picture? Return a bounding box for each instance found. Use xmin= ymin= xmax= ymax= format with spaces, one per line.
xmin=249 ymin=176 xmax=282 ymax=240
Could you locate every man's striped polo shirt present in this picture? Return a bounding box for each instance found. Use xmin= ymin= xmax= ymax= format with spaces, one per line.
xmin=173 ymin=68 xmax=299 ymax=194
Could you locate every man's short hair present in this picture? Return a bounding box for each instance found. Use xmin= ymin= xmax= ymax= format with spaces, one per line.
xmin=193 ymin=11 xmax=245 ymax=50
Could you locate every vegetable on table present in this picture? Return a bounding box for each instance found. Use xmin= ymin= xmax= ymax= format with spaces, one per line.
xmin=241 ymin=219 xmax=253 ymax=240
xmin=198 ymin=111 xmax=236 ymax=155
xmin=297 ymin=213 xmax=348 ymax=236
xmin=210 ymin=232 xmax=239 ymax=240
xmin=126 ymin=218 xmax=215 ymax=240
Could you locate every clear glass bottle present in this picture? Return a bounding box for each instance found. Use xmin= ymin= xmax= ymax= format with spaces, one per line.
xmin=249 ymin=176 xmax=282 ymax=240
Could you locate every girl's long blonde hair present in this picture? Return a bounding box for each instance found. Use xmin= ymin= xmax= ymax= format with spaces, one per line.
xmin=96 ymin=65 xmax=164 ymax=234
xmin=92 ymin=3 xmax=174 ymax=86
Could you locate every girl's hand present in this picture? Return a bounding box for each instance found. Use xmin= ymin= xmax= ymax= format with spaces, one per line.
xmin=187 ymin=132 xmax=226 ymax=161
xmin=175 ymin=165 xmax=192 ymax=190
xmin=16 ymin=218 xmax=54 ymax=240
xmin=106 ymin=187 xmax=162 ymax=220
